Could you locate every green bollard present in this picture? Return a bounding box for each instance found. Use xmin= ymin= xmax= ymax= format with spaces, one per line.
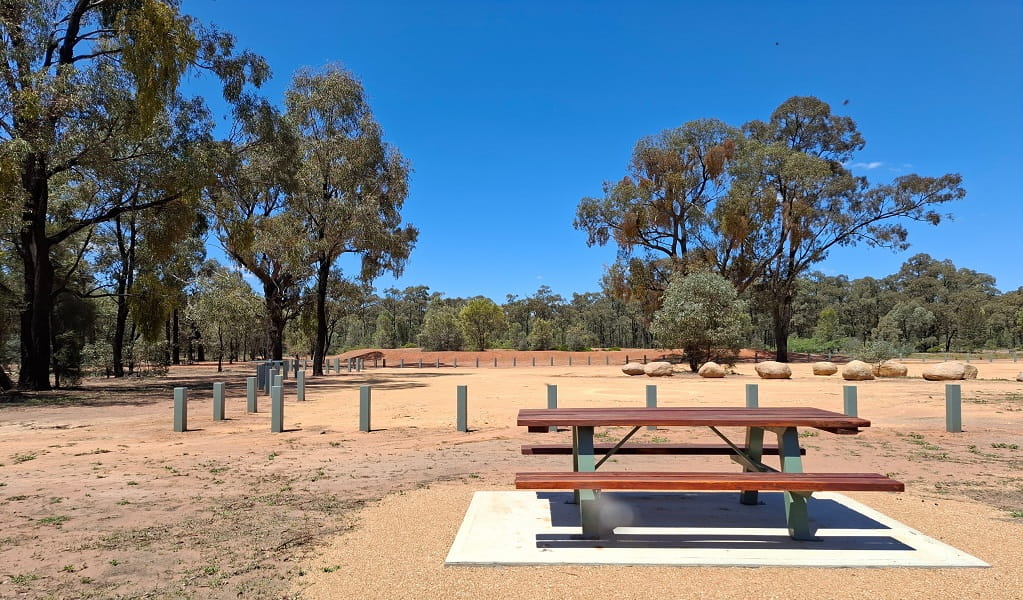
xmin=213 ymin=382 xmax=225 ymax=421
xmin=247 ymin=377 xmax=257 ymax=413
xmin=400 ymin=358 xmax=404 ymax=368
xmin=547 ymin=384 xmax=558 ymax=433
xmin=745 ymin=384 xmax=759 ymax=408
xmin=946 ymin=384 xmax=962 ymax=433
xmin=532 ymin=357 xmax=536 ymax=367
xmin=646 ymin=384 xmax=657 ymax=431
xmin=173 ymin=387 xmax=187 ymax=432
xmin=297 ymin=370 xmax=305 ymax=401
xmin=475 ymin=358 xmax=479 ymax=368
xmin=456 ymin=385 xmax=468 ymax=432
xmin=550 ymin=356 xmax=554 ymax=366
xmin=270 ymin=386 xmax=283 ymax=433
xmin=843 ymin=385 xmax=858 ymax=417
xmin=359 ymin=386 xmax=371 ymax=432
xmin=334 ymin=357 xmax=340 ymax=373
xmin=569 ymin=356 xmax=572 ymax=366
xmin=494 ymin=357 xmax=497 ymax=368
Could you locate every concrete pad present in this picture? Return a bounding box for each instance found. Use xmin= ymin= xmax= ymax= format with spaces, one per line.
xmin=445 ymin=491 xmax=988 ymax=568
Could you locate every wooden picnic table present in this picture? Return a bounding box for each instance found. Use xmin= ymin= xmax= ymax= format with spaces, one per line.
xmin=515 ymin=406 xmax=903 ymax=540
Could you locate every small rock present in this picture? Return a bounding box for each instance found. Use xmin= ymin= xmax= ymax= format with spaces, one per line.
xmin=1016 ymin=372 xmax=1023 ymax=382
xmin=842 ymin=360 xmax=875 ymax=381
xmin=644 ymin=361 xmax=674 ymax=377
xmin=812 ymin=361 xmax=838 ymax=376
xmin=874 ymin=360 xmax=908 ymax=377
xmin=698 ymin=362 xmax=726 ymax=378
xmin=754 ymin=361 xmax=791 ymax=379
xmin=622 ymin=362 xmax=645 ymax=376
xmin=922 ymin=361 xmax=967 ymax=381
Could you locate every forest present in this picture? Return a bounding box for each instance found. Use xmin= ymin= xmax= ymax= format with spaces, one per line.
xmin=2 ymin=2 xmax=1020 ymax=391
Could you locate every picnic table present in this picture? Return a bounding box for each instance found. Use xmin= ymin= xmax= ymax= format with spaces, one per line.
xmin=515 ymin=406 xmax=904 ymax=541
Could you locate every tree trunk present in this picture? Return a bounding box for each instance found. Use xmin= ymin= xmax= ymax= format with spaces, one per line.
xmin=0 ymin=363 xmax=14 ymax=391
xmin=312 ymin=259 xmax=330 ymax=376
xmin=772 ymin=291 xmax=794 ymax=363
xmin=112 ymin=278 xmax=128 ymax=377
xmin=172 ymin=309 xmax=181 ymax=365
xmin=18 ymin=168 xmax=54 ymax=391
xmin=264 ymin=282 xmax=285 ymax=361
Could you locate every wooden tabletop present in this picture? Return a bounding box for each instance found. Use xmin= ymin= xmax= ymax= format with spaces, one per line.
xmin=517 ymin=406 xmax=869 ymax=431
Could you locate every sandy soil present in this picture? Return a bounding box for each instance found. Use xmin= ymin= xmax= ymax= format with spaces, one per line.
xmin=0 ymin=350 xmax=1021 ymax=599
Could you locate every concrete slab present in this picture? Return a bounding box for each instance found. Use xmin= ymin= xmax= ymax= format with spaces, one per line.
xmin=445 ymin=491 xmax=988 ymax=568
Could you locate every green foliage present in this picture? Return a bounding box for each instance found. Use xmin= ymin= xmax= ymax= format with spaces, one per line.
xmin=527 ymin=318 xmax=555 ymax=351
xmin=459 ymin=297 xmax=506 ymax=351
xmin=650 ymin=272 xmax=750 ymax=371
xmin=375 ymin=312 xmax=396 ymax=349
xmin=417 ymin=303 xmax=464 ymax=351
xmin=851 ymin=339 xmax=900 ymax=365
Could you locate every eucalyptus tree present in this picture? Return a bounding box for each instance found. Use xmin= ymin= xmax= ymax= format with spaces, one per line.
xmin=0 ymin=0 xmax=268 ymax=390
xmin=459 ymin=297 xmax=506 ymax=351
xmin=286 ymin=64 xmax=417 ymax=375
xmin=187 ymin=261 xmax=261 ymax=372
xmin=418 ymin=302 xmax=464 ymax=351
xmin=710 ymin=96 xmax=965 ymax=361
xmin=575 ymin=120 xmax=738 ymax=320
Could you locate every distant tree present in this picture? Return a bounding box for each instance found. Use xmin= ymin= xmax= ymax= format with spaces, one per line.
xmin=187 ymin=262 xmax=261 ymax=372
xmin=527 ymin=318 xmax=555 ymax=351
xmin=812 ymin=307 xmax=842 ymax=352
xmin=459 ymin=298 xmax=506 ymax=351
xmin=375 ymin=312 xmax=396 ymax=349
xmin=650 ymin=272 xmax=750 ymax=372
xmin=418 ymin=303 xmax=464 ymax=351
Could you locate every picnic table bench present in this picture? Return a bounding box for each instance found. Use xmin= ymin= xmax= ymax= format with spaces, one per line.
xmin=516 ymin=406 xmax=904 ymax=541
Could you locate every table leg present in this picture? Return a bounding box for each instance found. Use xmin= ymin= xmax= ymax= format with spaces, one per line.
xmin=776 ymin=427 xmax=816 ymax=540
xmin=739 ymin=426 xmax=765 ymax=505
xmin=573 ymin=426 xmax=607 ymax=538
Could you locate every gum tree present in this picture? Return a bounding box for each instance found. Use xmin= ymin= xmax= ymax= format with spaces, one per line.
xmin=0 ymin=0 xmax=267 ymax=389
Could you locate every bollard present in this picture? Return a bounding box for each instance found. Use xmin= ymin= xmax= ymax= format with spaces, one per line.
xmin=297 ymin=370 xmax=305 ymax=401
xmin=843 ymin=385 xmax=858 ymax=417
xmin=550 ymin=356 xmax=554 ymax=367
xmin=946 ymin=384 xmax=962 ymax=433
xmin=1014 ymin=351 xmax=1018 ymax=363
xmin=605 ymin=355 xmax=609 ymax=365
xmin=173 ymin=387 xmax=187 ymax=432
xmin=273 ymin=374 xmax=283 ymax=392
xmin=213 ymin=382 xmax=225 ymax=421
xmin=494 ymin=357 xmax=498 ymax=368
xmin=569 ymin=356 xmax=573 ymax=366
xmin=745 ymin=384 xmax=758 ymax=408
xmin=513 ymin=357 xmax=517 ymax=367
xmin=334 ymin=357 xmax=340 ymax=373
xmin=454 ymin=358 xmax=458 ymax=368
xmin=374 ymin=358 xmax=378 ymax=368
xmin=247 ymin=377 xmax=257 ymax=413
xmin=419 ymin=358 xmax=422 ymax=368
xmin=547 ymin=384 xmax=558 ymax=433
xmin=359 ymin=386 xmax=371 ymax=432
xmin=587 ymin=356 xmax=591 ymax=366
xmin=400 ymin=358 xmax=404 ymax=368
xmin=532 ymin=357 xmax=536 ymax=367
xmin=282 ymin=360 xmax=289 ymax=379
xmin=456 ymin=385 xmax=468 ymax=432
xmin=476 ymin=358 xmax=479 ymax=368
xmin=643 ymin=355 xmax=647 ymax=364
xmin=436 ymin=358 xmax=440 ymax=368
xmin=270 ymin=385 xmax=283 ymax=433
xmin=646 ymin=385 xmax=657 ymax=431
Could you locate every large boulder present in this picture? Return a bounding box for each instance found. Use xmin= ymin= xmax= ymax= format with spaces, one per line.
xmin=754 ymin=361 xmax=791 ymax=379
xmin=698 ymin=362 xmax=726 ymax=378
xmin=622 ymin=362 xmax=646 ymax=376
xmin=963 ymin=364 xmax=978 ymax=379
xmin=1016 ymin=372 xmax=1023 ymax=382
xmin=922 ymin=361 xmax=968 ymax=381
xmin=842 ymin=360 xmax=875 ymax=381
xmin=812 ymin=361 xmax=838 ymax=376
xmin=874 ymin=360 xmax=908 ymax=377
xmin=644 ymin=361 xmax=674 ymax=377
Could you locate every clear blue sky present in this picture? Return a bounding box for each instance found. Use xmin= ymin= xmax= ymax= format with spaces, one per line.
xmin=183 ymin=0 xmax=1023 ymax=299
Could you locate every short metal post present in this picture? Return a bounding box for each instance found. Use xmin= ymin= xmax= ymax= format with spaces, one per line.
xmin=213 ymin=382 xmax=225 ymax=421
xmin=493 ymin=357 xmax=497 ymax=368
xmin=282 ymin=360 xmax=288 ymax=379
xmin=643 ymin=355 xmax=647 ymax=364
xmin=946 ymin=384 xmax=962 ymax=433
xmin=334 ymin=357 xmax=340 ymax=373
xmin=547 ymin=384 xmax=558 ymax=433
xmin=456 ymin=385 xmax=468 ymax=432
xmin=173 ymin=387 xmax=187 ymax=432
xmin=646 ymin=384 xmax=657 ymax=430
xmin=587 ymin=355 xmax=591 ymax=366
xmin=436 ymin=358 xmax=440 ymax=368
xmin=549 ymin=356 xmax=553 ymax=366
xmin=400 ymin=358 xmax=404 ymax=368
xmin=418 ymin=358 xmax=422 ymax=368
xmin=297 ymin=370 xmax=305 ymax=401
xmin=745 ymin=383 xmax=758 ymax=408
xmin=513 ymin=357 xmax=516 ymax=367
xmin=605 ymin=355 xmax=609 ymax=365
xmin=454 ymin=358 xmax=458 ymax=368
xmin=273 ymin=374 xmax=283 ymax=392
xmin=532 ymin=356 xmax=536 ymax=367
xmin=569 ymin=356 xmax=572 ymax=366
xmin=270 ymin=385 xmax=283 ymax=433
xmin=359 ymin=386 xmax=371 ymax=432
xmin=247 ymin=376 xmax=257 ymax=413
xmin=843 ymin=385 xmax=858 ymax=417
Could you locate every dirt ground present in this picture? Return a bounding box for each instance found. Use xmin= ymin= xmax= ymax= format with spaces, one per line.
xmin=1 ymin=349 xmax=1021 ymax=599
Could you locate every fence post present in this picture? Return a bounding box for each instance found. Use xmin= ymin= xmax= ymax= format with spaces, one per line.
xmin=270 ymin=385 xmax=283 ymax=433
xmin=359 ymin=386 xmax=371 ymax=432
xmin=547 ymin=384 xmax=558 ymax=433
xmin=213 ymin=382 xmax=225 ymax=421
xmin=569 ymin=356 xmax=572 ymax=366
xmin=494 ymin=357 xmax=498 ymax=368
xmin=297 ymin=370 xmax=305 ymax=401
xmin=550 ymin=356 xmax=554 ymax=366
xmin=646 ymin=385 xmax=657 ymax=431
xmin=946 ymin=384 xmax=962 ymax=433
xmin=475 ymin=357 xmax=479 ymax=368
xmin=587 ymin=355 xmax=591 ymax=366
xmin=456 ymin=385 xmax=468 ymax=432
xmin=334 ymin=357 xmax=341 ymax=373
xmin=247 ymin=376 xmax=257 ymax=413
xmin=400 ymin=358 xmax=404 ymax=368
xmin=745 ymin=384 xmax=758 ymax=408
xmin=173 ymin=387 xmax=187 ymax=432
xmin=513 ymin=357 xmax=517 ymax=367
xmin=532 ymin=357 xmax=536 ymax=367
xmin=843 ymin=385 xmax=858 ymax=417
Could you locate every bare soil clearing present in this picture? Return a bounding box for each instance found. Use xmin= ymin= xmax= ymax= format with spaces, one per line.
xmin=1 ymin=351 xmax=1021 ymax=599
